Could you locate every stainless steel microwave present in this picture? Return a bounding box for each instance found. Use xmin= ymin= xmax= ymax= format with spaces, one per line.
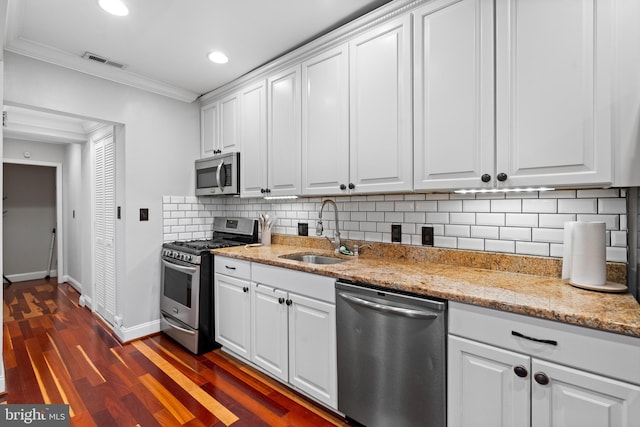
xmin=195 ymin=152 xmax=240 ymax=196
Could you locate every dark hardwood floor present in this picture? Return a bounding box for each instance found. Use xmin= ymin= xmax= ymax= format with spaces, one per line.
xmin=2 ymin=279 xmax=349 ymax=426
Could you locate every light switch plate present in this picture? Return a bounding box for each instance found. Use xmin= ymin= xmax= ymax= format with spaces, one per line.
xmin=140 ymin=208 xmax=149 ymax=221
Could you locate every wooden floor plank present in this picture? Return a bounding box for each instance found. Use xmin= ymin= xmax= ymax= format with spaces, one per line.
xmin=3 ymin=279 xmax=349 ymax=426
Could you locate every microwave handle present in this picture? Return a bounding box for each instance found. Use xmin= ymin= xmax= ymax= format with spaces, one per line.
xmin=216 ymin=159 xmax=224 ymax=192
xmin=162 ymin=259 xmax=197 ymax=275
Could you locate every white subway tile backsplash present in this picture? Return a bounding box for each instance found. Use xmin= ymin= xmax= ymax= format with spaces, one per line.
xmin=163 ymin=189 xmax=628 ymax=263
xmin=405 ymin=212 xmax=426 ymax=223
xmin=606 ymin=247 xmax=627 ymax=263
xmin=500 ymin=227 xmax=531 ymax=241
xmin=476 ymin=213 xmax=506 ymax=226
xmin=471 ymin=226 xmax=499 ymax=240
xmin=576 ymin=214 xmax=619 ymax=230
xmin=395 ymin=201 xmax=415 ymax=212
xmin=532 ymin=228 xmax=564 ymax=243
xmin=522 ymin=199 xmax=557 ymax=213
xmin=434 ymin=236 xmax=457 ymax=248
xmin=438 ymin=200 xmax=463 ymax=212
xmin=611 ymin=231 xmax=627 ymax=247
xmin=445 ymin=224 xmax=471 ymax=237
xmin=426 ymin=212 xmax=450 ymax=224
xmin=450 ymin=212 xmax=476 ymax=225
xmin=558 ymin=198 xmax=597 ymax=213
xmin=462 ymin=200 xmax=491 ymax=212
xmin=506 ymin=213 xmax=539 ymax=227
xmin=491 ymin=199 xmax=521 ymax=213
xmin=485 ymin=240 xmax=515 ymax=253
xmin=376 ymin=201 xmax=394 ymax=211
xmin=577 ymin=189 xmax=620 ymax=198
xmin=516 ymin=242 xmax=550 ymax=257
xmin=416 ymin=201 xmax=438 ymax=212
xmin=598 ymin=198 xmax=626 ymax=214
xmin=538 ymin=214 xmax=576 ymax=228
xmin=458 ymin=238 xmax=485 ymax=251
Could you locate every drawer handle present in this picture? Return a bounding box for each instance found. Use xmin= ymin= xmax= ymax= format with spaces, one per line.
xmin=225 ymin=265 xmax=237 ymax=270
xmin=534 ymin=372 xmax=550 ymax=385
xmin=512 ymin=330 xmax=557 ymax=346
xmin=513 ymin=365 xmax=528 ymax=378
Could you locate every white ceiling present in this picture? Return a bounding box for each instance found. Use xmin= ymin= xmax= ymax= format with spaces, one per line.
xmin=4 ymin=0 xmax=393 ymax=103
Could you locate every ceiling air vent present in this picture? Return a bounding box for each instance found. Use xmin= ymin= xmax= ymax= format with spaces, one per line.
xmin=82 ymin=52 xmax=127 ymax=69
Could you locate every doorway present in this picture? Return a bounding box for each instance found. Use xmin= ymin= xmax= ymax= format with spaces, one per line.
xmin=2 ymin=161 xmax=62 ymax=284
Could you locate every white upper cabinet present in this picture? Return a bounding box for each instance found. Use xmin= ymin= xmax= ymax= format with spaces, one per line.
xmin=414 ymin=0 xmax=614 ymax=190
xmin=495 ymin=0 xmax=613 ymax=188
xmin=200 ymin=102 xmax=218 ymax=158
xmin=240 ymin=80 xmax=268 ymax=198
xmin=267 ymin=65 xmax=302 ymax=197
xmin=349 ymin=14 xmax=413 ymax=194
xmin=413 ymin=0 xmax=495 ymax=191
xmin=219 ymin=92 xmax=240 ymax=153
xmin=200 ymin=92 xmax=239 ymax=158
xmin=301 ymin=44 xmax=350 ymax=195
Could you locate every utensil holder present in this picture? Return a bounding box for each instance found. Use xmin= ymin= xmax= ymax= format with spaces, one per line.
xmin=261 ymin=228 xmax=271 ymax=246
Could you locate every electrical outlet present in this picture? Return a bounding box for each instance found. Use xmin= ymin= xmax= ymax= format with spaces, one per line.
xmin=391 ymin=224 xmax=402 ymax=243
xmin=297 ymin=222 xmax=309 ymax=236
xmin=140 ymin=208 xmax=149 ymax=221
xmin=422 ymin=226 xmax=434 ymax=246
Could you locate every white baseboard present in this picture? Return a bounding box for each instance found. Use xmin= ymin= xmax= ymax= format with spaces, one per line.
xmin=79 ymin=294 xmax=93 ymax=310
xmin=5 ymin=270 xmax=58 ymax=282
xmin=114 ymin=319 xmax=161 ymax=343
xmin=64 ymin=275 xmax=83 ymax=293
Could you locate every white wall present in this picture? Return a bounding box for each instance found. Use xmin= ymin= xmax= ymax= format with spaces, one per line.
xmin=4 ymin=52 xmax=200 ymax=336
xmin=63 ymin=143 xmax=82 ymax=288
xmin=4 ymin=138 xmax=66 ymax=163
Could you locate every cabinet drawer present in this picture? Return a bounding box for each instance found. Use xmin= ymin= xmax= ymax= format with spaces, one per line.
xmin=214 ymin=256 xmax=251 ymax=280
xmin=449 ymin=302 xmax=640 ymax=385
xmin=252 ymin=262 xmax=335 ymax=303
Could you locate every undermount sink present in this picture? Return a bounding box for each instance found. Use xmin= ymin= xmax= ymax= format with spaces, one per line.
xmin=279 ymin=253 xmax=348 ymax=265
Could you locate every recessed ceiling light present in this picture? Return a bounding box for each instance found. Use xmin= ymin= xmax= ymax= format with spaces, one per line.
xmin=208 ymin=51 xmax=229 ymax=64
xmin=99 ymin=0 xmax=129 ymax=16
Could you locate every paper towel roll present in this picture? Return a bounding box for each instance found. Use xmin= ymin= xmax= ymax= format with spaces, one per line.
xmin=570 ymin=221 xmax=606 ymax=287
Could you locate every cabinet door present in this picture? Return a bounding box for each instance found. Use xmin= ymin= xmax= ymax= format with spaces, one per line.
xmin=251 ymin=283 xmax=288 ymax=382
xmin=301 ymin=44 xmax=350 ymax=196
xmin=288 ymin=292 xmax=337 ymax=409
xmin=413 ymin=0 xmax=495 ymax=191
xmin=240 ymin=80 xmax=268 ymax=197
xmin=495 ymin=0 xmax=613 ymax=187
xmin=219 ymin=92 xmax=239 ymax=153
xmin=200 ymin=102 xmax=218 ymax=158
xmin=349 ymin=14 xmax=413 ymax=194
xmin=532 ymin=359 xmax=640 ymax=427
xmin=214 ymin=273 xmax=251 ymax=359
xmin=448 ymin=335 xmax=530 ymax=427
xmin=268 ymin=65 xmax=302 ymax=196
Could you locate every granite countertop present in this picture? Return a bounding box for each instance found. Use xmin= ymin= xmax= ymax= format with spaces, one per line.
xmin=212 ymin=242 xmax=640 ymax=339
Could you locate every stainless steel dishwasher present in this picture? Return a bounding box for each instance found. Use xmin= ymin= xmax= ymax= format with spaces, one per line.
xmin=336 ymin=281 xmax=446 ymax=427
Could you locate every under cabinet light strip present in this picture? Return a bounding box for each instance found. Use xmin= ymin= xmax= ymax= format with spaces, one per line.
xmin=264 ymin=195 xmax=299 ymax=200
xmin=454 ymin=187 xmax=555 ymax=194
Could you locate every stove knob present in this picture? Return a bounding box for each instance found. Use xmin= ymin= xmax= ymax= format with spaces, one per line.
xmin=187 ymin=255 xmax=193 ymax=262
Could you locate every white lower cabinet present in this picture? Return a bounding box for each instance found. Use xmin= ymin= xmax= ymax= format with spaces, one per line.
xmin=448 ymin=302 xmax=640 ymax=427
xmin=214 ymin=257 xmax=337 ymax=410
xmin=214 ymin=274 xmax=251 ymax=359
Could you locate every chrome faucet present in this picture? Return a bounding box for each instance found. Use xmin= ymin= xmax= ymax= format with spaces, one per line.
xmin=316 ymin=199 xmax=341 ymax=254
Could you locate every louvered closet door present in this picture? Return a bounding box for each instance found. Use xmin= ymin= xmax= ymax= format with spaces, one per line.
xmin=94 ymin=134 xmax=116 ymax=325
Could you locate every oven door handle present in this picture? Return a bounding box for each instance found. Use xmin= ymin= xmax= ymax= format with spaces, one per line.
xmin=162 ymin=259 xmax=197 ymax=275
xmin=162 ymin=314 xmax=196 ymax=335
xmin=216 ymin=159 xmax=225 ymax=192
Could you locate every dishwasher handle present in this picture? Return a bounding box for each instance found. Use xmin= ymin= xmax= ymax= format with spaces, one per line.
xmin=338 ymin=292 xmax=438 ymax=319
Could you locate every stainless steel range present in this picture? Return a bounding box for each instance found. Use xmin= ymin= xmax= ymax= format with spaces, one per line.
xmin=160 ymin=217 xmax=258 ymax=354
